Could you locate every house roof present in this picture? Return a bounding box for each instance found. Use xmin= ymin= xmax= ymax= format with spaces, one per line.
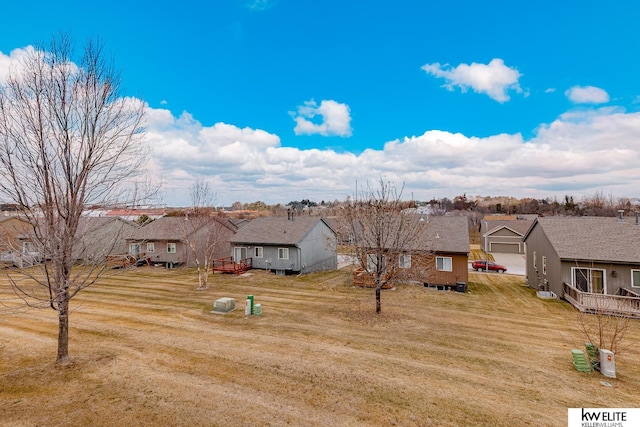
xmin=485 ymin=219 xmax=533 ymax=236
xmin=77 ymin=216 xmax=138 ymax=234
xmin=413 ymin=216 xmax=469 ymax=254
xmin=524 ymin=216 xmax=640 ymax=263
xmin=128 ymin=216 xmax=237 ymax=241
xmin=230 ymin=216 xmax=334 ymax=246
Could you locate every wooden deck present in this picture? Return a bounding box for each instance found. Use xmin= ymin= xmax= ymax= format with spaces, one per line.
xmin=562 ymin=282 xmax=640 ymax=318
xmin=212 ymin=256 xmax=252 ymax=274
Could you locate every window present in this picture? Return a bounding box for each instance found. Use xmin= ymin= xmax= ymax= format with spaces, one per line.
xmin=436 ymin=256 xmax=452 ymax=272
xmin=399 ymin=254 xmax=411 ymax=268
xmin=22 ymin=241 xmax=34 ymax=253
xmin=129 ymin=243 xmax=141 ymax=255
xmin=278 ymin=248 xmax=289 ymax=259
xmin=572 ymin=267 xmax=605 ymax=293
xmin=146 ymin=242 xmax=155 ymax=253
xmin=254 ymin=247 xmax=263 ymax=258
xmin=533 ymin=251 xmax=537 ymax=269
xmin=542 ymin=256 xmax=547 ymax=275
xmin=167 ymin=243 xmax=177 ymax=254
xmin=632 ymin=270 xmax=640 ymax=288
xmin=367 ymin=253 xmax=385 ymax=272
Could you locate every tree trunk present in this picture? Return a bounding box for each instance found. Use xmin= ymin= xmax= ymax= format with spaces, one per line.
xmin=375 ymin=287 xmax=381 ymax=314
xmin=56 ymin=300 xmax=70 ymax=364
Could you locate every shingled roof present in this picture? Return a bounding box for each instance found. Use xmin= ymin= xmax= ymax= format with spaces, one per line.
xmin=524 ymin=216 xmax=640 ymax=264
xmin=485 ymin=219 xmax=533 ymax=236
xmin=412 ymin=216 xmax=469 ymax=253
xmin=230 ymin=216 xmax=334 ymax=246
xmin=128 ymin=216 xmax=237 ymax=240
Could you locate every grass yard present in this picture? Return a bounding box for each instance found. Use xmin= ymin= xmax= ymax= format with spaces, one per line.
xmin=1 ymin=267 xmax=639 ymax=426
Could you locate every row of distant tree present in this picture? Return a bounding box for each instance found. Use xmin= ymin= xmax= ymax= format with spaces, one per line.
xmin=225 ymin=191 xmax=639 ymax=218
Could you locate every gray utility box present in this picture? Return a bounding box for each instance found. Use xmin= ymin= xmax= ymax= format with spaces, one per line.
xmin=599 ymin=349 xmax=616 ymax=379
xmin=213 ymin=297 xmax=236 ymax=313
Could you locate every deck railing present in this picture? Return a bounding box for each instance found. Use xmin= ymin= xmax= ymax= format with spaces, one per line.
xmin=212 ymin=256 xmax=252 ymax=274
xmin=562 ymin=282 xmax=640 ymax=318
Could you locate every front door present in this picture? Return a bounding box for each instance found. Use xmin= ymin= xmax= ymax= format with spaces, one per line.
xmin=233 ymin=247 xmax=247 ymax=262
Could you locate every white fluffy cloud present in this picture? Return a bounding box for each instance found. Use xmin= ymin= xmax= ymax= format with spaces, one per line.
xmin=145 ymin=105 xmax=640 ymax=206
xmin=565 ymin=85 xmax=610 ymax=104
xmin=421 ymin=58 xmax=522 ymax=103
xmin=291 ymin=99 xmax=353 ymax=137
xmin=0 ymin=46 xmax=36 ymax=83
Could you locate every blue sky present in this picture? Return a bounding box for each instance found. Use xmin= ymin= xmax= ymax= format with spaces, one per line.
xmin=2 ymin=1 xmax=640 ymax=206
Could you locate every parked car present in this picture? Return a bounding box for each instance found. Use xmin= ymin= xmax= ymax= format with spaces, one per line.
xmin=471 ymin=260 xmax=507 ymax=273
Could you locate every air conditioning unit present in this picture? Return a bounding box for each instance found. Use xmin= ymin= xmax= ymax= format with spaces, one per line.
xmin=212 ymin=297 xmax=236 ymax=314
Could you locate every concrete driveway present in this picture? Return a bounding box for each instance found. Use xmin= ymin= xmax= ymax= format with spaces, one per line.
xmin=469 ymin=253 xmax=526 ymax=276
xmin=490 ymin=253 xmax=526 ymax=276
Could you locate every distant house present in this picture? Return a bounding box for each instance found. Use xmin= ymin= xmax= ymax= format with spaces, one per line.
xmin=127 ymin=216 xmax=238 ymax=268
xmin=523 ymin=214 xmax=640 ymax=316
xmin=229 ymin=216 xmax=337 ymax=275
xmin=0 ymin=216 xmax=40 ymax=267
xmin=73 ymin=217 xmax=140 ymax=264
xmin=480 ymin=216 xmax=534 ymax=254
xmin=410 ymin=216 xmax=470 ymax=287
xmin=354 ymin=216 xmax=470 ymax=289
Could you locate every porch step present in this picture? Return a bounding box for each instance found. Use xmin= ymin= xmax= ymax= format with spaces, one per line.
xmin=571 ymin=349 xmax=591 ymax=372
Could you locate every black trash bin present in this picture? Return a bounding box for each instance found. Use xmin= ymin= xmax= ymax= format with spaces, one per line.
xmin=455 ymin=282 xmax=467 ymax=293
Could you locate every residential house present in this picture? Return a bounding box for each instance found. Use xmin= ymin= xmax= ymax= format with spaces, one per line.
xmin=228 ymin=216 xmax=337 ymax=275
xmin=127 ymin=216 xmax=238 ymax=268
xmin=73 ymin=217 xmax=140 ymax=264
xmin=480 ymin=216 xmax=534 ymax=254
xmin=523 ymin=214 xmax=640 ymax=316
xmin=353 ymin=216 xmax=470 ymax=289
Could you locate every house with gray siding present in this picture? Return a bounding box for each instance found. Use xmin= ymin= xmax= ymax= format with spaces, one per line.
xmin=229 ymin=216 xmax=337 ymax=275
xmin=74 ymin=217 xmax=140 ymax=264
xmin=127 ymin=216 xmax=238 ymax=268
xmin=523 ymin=214 xmax=640 ymax=315
xmin=480 ymin=217 xmax=533 ymax=254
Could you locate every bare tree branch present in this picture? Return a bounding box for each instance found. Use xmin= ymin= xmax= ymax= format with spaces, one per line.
xmin=0 ymin=33 xmax=146 ymax=364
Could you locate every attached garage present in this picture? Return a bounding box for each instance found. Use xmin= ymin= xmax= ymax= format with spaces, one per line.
xmin=490 ymin=242 xmax=521 ymax=254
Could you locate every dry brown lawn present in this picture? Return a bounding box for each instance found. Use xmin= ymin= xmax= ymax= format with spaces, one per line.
xmin=1 ymin=267 xmax=639 ymax=426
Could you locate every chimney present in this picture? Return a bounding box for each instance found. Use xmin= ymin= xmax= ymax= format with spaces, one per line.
xmin=618 ymin=210 xmax=624 ymax=223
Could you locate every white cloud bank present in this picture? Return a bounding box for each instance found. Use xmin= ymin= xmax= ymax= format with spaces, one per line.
xmin=3 ymin=47 xmax=638 ymax=207
xmin=146 ymin=106 xmax=640 ymax=206
xmin=565 ymin=85 xmax=610 ymax=104
xmin=291 ymin=99 xmax=353 ymax=137
xmin=422 ymin=58 xmax=522 ymax=103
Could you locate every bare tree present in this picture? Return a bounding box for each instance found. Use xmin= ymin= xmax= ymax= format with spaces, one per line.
xmin=0 ymin=34 xmax=146 ymax=364
xmin=577 ymin=299 xmax=633 ymax=355
xmin=181 ymin=178 xmax=226 ymax=290
xmin=343 ymin=178 xmax=423 ymax=314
